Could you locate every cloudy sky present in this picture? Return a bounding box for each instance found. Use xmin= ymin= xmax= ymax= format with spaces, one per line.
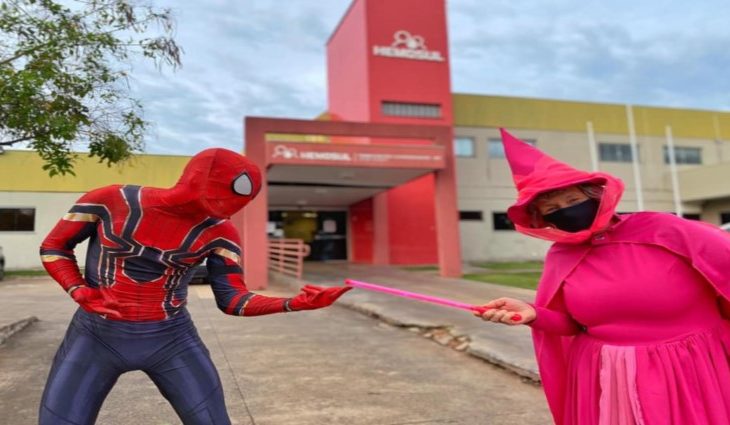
xmin=128 ymin=0 xmax=730 ymax=155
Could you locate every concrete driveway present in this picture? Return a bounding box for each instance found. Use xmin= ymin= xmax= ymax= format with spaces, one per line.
xmin=0 ymin=277 xmax=551 ymax=424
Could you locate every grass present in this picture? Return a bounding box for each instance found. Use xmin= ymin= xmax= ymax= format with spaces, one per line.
xmin=471 ymin=261 xmax=543 ymax=271
xmin=401 ymin=265 xmax=439 ymax=272
xmin=5 ymin=269 xmax=48 ymax=277
xmin=463 ymin=272 xmax=542 ymax=290
xmin=400 ymin=261 xmax=544 ymax=290
xmin=463 ymin=260 xmax=543 ymax=290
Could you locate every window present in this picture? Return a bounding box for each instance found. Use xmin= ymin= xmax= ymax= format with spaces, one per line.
xmin=459 ymin=211 xmax=483 ymax=221
xmin=381 ymin=101 xmax=441 ymax=118
xmin=454 ymin=137 xmax=475 ymax=157
xmin=0 ymin=208 xmax=35 ymax=231
xmin=599 ymin=143 xmax=634 ymax=162
xmin=488 ymin=138 xmax=536 ymax=159
xmin=720 ymin=212 xmax=730 ymax=225
xmin=492 ymin=212 xmax=515 ymax=230
xmin=663 ymin=146 xmax=701 ymax=165
xmin=682 ymin=213 xmax=701 ymax=221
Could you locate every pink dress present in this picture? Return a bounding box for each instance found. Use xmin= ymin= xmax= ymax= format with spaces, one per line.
xmin=496 ymin=129 xmax=730 ymax=423
xmin=534 ymin=237 xmax=730 ymax=424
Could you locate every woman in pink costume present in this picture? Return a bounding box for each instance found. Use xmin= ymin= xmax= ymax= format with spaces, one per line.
xmin=476 ymin=129 xmax=730 ymax=424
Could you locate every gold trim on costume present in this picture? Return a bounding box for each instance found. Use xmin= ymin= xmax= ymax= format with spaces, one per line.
xmin=41 ymin=254 xmax=71 ymax=263
xmin=213 ymin=248 xmax=240 ymax=264
xmin=63 ymin=212 xmax=99 ymax=222
xmin=66 ymin=285 xmax=83 ymax=295
xmin=238 ymin=294 xmax=256 ymax=316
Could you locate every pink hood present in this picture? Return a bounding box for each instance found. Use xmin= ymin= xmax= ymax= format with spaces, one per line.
xmin=501 ymin=128 xmax=624 ymax=244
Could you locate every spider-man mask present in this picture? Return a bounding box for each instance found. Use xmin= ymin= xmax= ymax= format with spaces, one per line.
xmin=174 ymin=148 xmax=262 ymax=218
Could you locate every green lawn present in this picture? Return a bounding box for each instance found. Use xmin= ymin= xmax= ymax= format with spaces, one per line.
xmin=462 ymin=272 xmax=542 ymax=290
xmin=5 ymin=269 xmax=48 ymax=277
xmin=401 ymin=261 xmax=543 ymax=290
xmin=471 ymin=261 xmax=543 ymax=271
xmin=401 ymin=265 xmax=439 ymax=272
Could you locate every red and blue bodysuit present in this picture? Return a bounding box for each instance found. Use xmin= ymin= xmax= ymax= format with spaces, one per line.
xmin=38 ymin=148 xmax=349 ymax=425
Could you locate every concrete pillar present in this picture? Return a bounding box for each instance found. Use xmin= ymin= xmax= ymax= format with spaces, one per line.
xmin=241 ymin=119 xmax=269 ymax=289
xmin=434 ymin=130 xmax=462 ymax=277
xmin=372 ymin=192 xmax=390 ymax=264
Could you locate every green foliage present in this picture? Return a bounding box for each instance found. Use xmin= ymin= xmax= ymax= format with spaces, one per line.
xmin=0 ymin=0 xmax=182 ymax=176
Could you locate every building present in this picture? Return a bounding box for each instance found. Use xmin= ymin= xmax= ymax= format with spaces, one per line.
xmin=0 ymin=152 xmax=190 ymax=270
xmin=2 ymin=0 xmax=730 ymax=282
xmin=452 ymin=94 xmax=730 ymax=261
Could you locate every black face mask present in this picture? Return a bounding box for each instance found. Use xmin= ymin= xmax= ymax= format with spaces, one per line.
xmin=542 ymin=198 xmax=600 ymax=232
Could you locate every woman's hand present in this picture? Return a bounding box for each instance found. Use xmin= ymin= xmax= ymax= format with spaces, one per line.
xmin=473 ymin=297 xmax=536 ymax=325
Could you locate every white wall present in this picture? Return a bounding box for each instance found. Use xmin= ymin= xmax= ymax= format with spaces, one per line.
xmin=453 ymin=127 xmax=723 ymax=263
xmin=701 ymin=199 xmax=730 ymax=225
xmin=0 ymin=191 xmax=86 ymax=269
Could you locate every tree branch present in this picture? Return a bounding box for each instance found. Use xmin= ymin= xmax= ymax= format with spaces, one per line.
xmin=0 ymin=135 xmax=35 ymax=146
xmin=0 ymin=46 xmax=40 ymax=66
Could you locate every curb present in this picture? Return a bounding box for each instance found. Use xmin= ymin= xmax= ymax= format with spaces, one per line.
xmin=0 ymin=316 xmax=39 ymax=345
xmin=466 ymin=340 xmax=540 ymax=382
xmin=340 ymin=297 xmax=541 ymax=384
xmin=271 ymin=273 xmax=541 ymax=384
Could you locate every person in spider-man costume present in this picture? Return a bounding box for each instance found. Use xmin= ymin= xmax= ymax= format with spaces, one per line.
xmin=38 ymin=148 xmax=351 ymax=425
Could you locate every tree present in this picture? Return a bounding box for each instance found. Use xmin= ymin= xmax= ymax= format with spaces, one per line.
xmin=0 ymin=0 xmax=182 ymax=176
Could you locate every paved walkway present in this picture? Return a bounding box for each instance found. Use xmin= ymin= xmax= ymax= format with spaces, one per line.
xmin=275 ymin=263 xmax=540 ymax=381
xmin=0 ymin=276 xmax=551 ymax=424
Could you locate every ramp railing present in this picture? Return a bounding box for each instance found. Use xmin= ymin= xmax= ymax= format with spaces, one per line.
xmin=268 ymin=238 xmax=310 ymax=279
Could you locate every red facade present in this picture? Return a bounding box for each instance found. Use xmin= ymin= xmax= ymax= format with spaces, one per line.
xmin=240 ymin=0 xmax=461 ymax=288
xmin=327 ymin=0 xmax=454 ymax=265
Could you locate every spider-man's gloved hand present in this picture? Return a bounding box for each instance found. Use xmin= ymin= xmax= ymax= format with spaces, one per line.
xmin=69 ymin=286 xmax=123 ymax=320
xmin=287 ymin=285 xmax=352 ymax=311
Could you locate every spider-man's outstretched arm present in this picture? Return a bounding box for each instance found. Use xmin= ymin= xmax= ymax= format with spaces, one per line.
xmin=207 ymin=225 xmax=350 ymax=316
xmin=39 ymin=187 xmax=122 ymax=318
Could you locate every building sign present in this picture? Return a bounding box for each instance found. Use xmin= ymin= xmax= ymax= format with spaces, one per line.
xmin=272 ymin=145 xmax=351 ymax=162
xmin=372 ymin=30 xmax=445 ymax=62
xmin=268 ymin=142 xmax=445 ymax=169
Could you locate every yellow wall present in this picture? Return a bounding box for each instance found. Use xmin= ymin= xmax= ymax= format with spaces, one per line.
xmin=453 ymin=94 xmax=730 ymax=140
xmin=0 ymin=151 xmax=191 ymax=192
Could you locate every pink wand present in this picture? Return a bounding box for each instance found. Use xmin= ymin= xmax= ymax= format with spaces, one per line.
xmin=344 ymin=279 xmax=521 ymax=321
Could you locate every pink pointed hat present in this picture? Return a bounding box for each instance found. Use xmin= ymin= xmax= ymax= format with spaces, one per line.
xmin=501 ymin=128 xmax=624 ymax=244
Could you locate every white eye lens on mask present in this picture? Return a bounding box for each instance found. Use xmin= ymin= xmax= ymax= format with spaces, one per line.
xmin=232 ymin=173 xmax=253 ymax=196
